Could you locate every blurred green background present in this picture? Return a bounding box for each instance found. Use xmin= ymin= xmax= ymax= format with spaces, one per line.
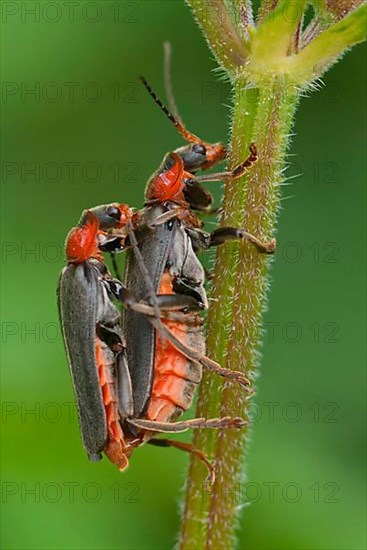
xmin=1 ymin=2 xmax=366 ymax=549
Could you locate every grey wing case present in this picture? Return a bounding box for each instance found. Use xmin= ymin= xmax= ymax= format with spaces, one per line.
xmin=124 ymin=205 xmax=208 ymax=418
xmin=124 ymin=209 xmax=175 ymax=418
xmin=57 ymin=262 xmax=107 ymax=460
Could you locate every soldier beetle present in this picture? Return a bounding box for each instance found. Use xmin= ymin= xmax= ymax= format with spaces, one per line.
xmin=58 ymin=204 xmax=247 ymax=481
xmin=139 ymin=43 xmax=260 ymax=213
xmin=120 ymin=65 xmax=276 ymax=478
xmin=58 ymin=48 xmax=275 ymax=482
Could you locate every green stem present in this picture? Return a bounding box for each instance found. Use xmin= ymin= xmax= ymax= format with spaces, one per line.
xmin=180 ymin=77 xmax=299 ymax=549
xmin=289 ymin=3 xmax=367 ymax=83
xmin=186 ymin=0 xmax=250 ymax=73
xmin=179 ymin=0 xmax=365 ymax=548
xmin=257 ymin=0 xmax=280 ymax=22
xmin=207 ymin=77 xmax=298 ymax=549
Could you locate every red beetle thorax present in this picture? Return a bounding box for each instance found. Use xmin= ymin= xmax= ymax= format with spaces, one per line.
xmin=146 ymin=153 xmax=190 ymax=202
xmin=66 ymin=212 xmax=102 ymax=264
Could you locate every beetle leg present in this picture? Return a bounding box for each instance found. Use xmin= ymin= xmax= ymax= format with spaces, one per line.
xmin=122 ymin=291 xmax=203 ymax=324
xmin=209 ymin=228 xmax=276 ymax=254
xmin=132 ymin=209 xmax=180 ymax=244
xmin=187 ymin=227 xmax=276 ymax=254
xmin=105 ymin=277 xmax=199 ymax=320
xmin=116 ymin=351 xmax=134 ymax=418
xmin=109 ymin=286 xmax=253 ymax=390
xmin=191 ymin=143 xmax=258 ymax=183
xmin=154 ymin=293 xmax=203 ymax=312
xmin=105 ymin=275 xmax=251 ymax=389
xmin=103 ymin=277 xmax=158 ymax=316
xmin=96 ymin=323 xmax=123 ymax=349
xmin=171 ymin=277 xmax=206 ymax=308
xmin=126 ymin=222 xmax=163 ymax=322
xmin=97 ymin=236 xmax=126 ymax=281
xmin=183 ymin=180 xmax=213 ymax=212
xmin=126 ymin=223 xmax=253 ymax=389
xmin=148 ymin=437 xmax=215 ymax=484
xmin=127 ymin=415 xmax=246 ymax=433
xmin=95 ymin=324 xmax=134 ymax=419
xmin=105 ymin=276 xmax=252 ymax=389
xmin=98 ymin=235 xmax=125 ymax=252
xmin=147 ymin=317 xmax=254 ymax=392
xmin=125 ymin=222 xmax=204 ymax=329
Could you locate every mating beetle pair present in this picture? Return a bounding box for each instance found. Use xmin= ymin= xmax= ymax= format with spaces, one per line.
xmin=58 ymin=66 xmax=275 ymax=481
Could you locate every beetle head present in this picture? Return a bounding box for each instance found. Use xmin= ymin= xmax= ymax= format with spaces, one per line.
xmin=66 ymin=204 xmax=133 ymax=263
xmin=175 ymin=141 xmax=226 ymax=172
xmin=85 ymin=203 xmax=133 ymax=230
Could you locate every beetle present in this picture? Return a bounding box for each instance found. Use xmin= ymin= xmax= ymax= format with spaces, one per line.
xmin=139 ymin=74 xmax=259 ymax=213
xmin=139 ymin=73 xmax=275 ymax=254
xmin=123 ymin=177 xmax=275 ymax=479
xmin=57 ymin=203 xmax=138 ymax=469
xmin=122 ymin=75 xmax=276 ymax=473
xmin=58 ymin=203 xmax=246 ymax=479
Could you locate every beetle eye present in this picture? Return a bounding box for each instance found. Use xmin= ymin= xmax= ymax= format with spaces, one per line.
xmin=192 ymin=143 xmax=207 ymax=155
xmin=106 ymin=205 xmax=121 ymax=220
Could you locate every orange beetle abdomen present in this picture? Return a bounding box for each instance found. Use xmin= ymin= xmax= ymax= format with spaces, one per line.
xmin=95 ymin=340 xmax=130 ymax=470
xmin=146 ymin=272 xmax=203 ymax=424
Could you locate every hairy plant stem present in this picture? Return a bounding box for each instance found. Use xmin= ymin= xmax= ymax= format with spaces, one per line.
xmin=180 ymin=77 xmax=299 ymax=549
xmin=186 ymin=0 xmax=250 ymax=71
xmin=178 ymin=1 xmax=365 ymax=548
